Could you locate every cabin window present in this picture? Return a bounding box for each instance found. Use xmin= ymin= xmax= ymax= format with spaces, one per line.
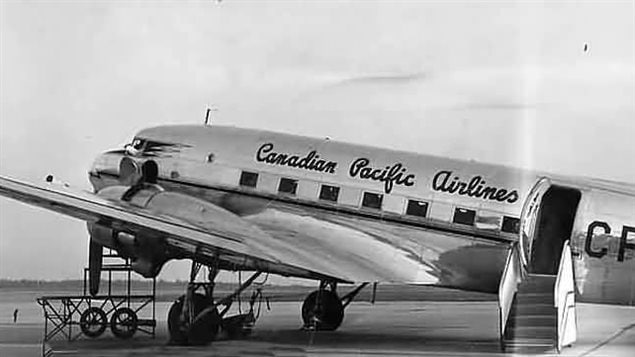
xmin=362 ymin=192 xmax=383 ymax=210
xmin=239 ymin=171 xmax=259 ymax=188
xmin=278 ymin=178 xmax=298 ymax=195
xmin=319 ymin=184 xmax=340 ymax=202
xmin=502 ymin=216 xmax=520 ymax=234
xmin=453 ymin=207 xmax=476 ymax=226
xmin=406 ymin=199 xmax=429 ymax=218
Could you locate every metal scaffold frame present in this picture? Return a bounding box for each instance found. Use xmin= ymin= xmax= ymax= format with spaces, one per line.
xmin=36 ymin=248 xmax=157 ymax=350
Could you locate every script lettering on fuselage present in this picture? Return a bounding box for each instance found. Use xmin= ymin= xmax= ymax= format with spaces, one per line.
xmin=348 ymin=158 xmax=416 ymax=194
xmin=256 ymin=143 xmax=338 ymax=174
xmin=585 ymin=221 xmax=635 ymax=262
xmin=432 ymin=170 xmax=519 ymax=204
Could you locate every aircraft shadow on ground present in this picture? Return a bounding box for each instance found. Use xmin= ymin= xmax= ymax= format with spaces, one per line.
xmin=52 ymin=329 xmax=502 ymax=356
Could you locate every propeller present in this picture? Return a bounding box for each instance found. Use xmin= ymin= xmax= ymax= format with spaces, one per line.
xmin=118 ymin=157 xmax=141 ymax=186
xmin=88 ymin=240 xmax=103 ymax=296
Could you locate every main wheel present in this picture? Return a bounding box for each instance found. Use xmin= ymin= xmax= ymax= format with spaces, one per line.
xmin=301 ymin=290 xmax=344 ymax=331
xmin=79 ymin=307 xmax=107 ymax=338
xmin=110 ymin=307 xmax=138 ymax=339
xmin=168 ymin=293 xmax=221 ymax=345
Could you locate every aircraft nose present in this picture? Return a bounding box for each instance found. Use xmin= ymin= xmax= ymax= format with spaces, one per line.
xmin=88 ymin=150 xmax=129 ymax=191
xmin=89 ymin=151 xmax=122 ymax=176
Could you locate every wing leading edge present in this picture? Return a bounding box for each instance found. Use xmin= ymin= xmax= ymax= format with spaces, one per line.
xmin=1 ymin=175 xmax=507 ymax=290
xmin=0 ymin=175 xmax=347 ymax=282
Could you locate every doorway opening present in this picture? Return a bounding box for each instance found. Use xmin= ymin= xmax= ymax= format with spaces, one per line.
xmin=529 ymin=185 xmax=581 ymax=274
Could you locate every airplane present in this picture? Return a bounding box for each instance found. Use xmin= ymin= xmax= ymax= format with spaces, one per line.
xmin=0 ymin=124 xmax=633 ymax=350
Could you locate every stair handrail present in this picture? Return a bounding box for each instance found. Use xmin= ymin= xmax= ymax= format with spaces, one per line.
xmin=554 ymin=240 xmax=577 ymax=352
xmin=498 ymin=241 xmax=523 ymax=341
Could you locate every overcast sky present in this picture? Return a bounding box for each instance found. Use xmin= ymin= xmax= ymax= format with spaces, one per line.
xmin=1 ymin=1 xmax=633 ymax=280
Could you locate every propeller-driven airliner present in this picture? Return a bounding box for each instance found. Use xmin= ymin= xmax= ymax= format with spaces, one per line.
xmin=1 ymin=124 xmax=633 ymax=351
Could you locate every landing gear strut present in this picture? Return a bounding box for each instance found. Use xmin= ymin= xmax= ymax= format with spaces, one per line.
xmin=167 ymin=261 xmax=265 ymax=345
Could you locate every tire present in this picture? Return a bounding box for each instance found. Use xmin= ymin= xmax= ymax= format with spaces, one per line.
xmin=167 ymin=296 xmax=188 ymax=345
xmin=110 ymin=307 xmax=138 ymax=339
xmin=79 ymin=307 xmax=108 ymax=338
xmin=301 ymin=290 xmax=344 ymax=331
xmin=167 ymin=293 xmax=220 ymax=345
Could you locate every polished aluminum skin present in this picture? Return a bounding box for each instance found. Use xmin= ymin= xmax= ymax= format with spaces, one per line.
xmin=1 ymin=124 xmax=633 ymax=303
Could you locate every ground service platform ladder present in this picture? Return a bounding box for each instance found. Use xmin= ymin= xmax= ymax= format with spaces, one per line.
xmin=37 ymin=248 xmax=156 ymax=355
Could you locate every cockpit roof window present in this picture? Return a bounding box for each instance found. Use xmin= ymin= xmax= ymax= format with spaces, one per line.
xmin=126 ymin=137 xmax=191 ymax=157
xmin=131 ymin=138 xmax=146 ymax=151
xmin=124 ymin=138 xmax=146 ymax=156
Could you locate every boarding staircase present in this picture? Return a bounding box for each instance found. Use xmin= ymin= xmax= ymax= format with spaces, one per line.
xmin=498 ymin=241 xmax=577 ymax=353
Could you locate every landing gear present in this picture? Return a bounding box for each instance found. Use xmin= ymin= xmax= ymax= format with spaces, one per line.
xmin=302 ymin=289 xmax=344 ymax=331
xmin=167 ymin=261 xmax=266 ymax=345
xmin=168 ymin=293 xmax=221 ymax=345
xmin=301 ymin=281 xmax=370 ymax=331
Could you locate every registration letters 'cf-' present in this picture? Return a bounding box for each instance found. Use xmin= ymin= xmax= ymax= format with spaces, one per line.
xmin=585 ymin=221 xmax=635 ymax=262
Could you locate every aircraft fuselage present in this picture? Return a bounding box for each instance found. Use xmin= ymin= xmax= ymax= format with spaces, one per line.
xmin=88 ymin=125 xmax=635 ymax=305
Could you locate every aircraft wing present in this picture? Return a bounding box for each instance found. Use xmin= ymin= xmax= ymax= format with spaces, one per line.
xmin=0 ymin=175 xmax=508 ymax=290
xmin=0 ymin=175 xmax=345 ymax=282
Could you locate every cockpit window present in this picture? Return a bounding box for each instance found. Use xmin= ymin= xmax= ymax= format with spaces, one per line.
xmin=125 ymin=138 xmax=146 ymax=156
xmin=131 ymin=138 xmax=146 ymax=151
xmin=125 ymin=137 xmax=189 ymax=157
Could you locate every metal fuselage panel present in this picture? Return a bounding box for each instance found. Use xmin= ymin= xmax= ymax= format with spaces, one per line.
xmin=568 ymin=187 xmax=635 ymax=305
xmin=89 ymin=125 xmax=635 ymax=302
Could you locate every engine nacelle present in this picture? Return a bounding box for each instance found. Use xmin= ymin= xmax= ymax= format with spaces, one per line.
xmin=87 ymin=222 xmax=169 ymax=278
xmin=89 ymin=155 xmax=241 ymax=280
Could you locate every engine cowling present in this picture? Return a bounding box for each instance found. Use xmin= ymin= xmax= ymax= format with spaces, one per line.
xmin=87 ymin=222 xmax=169 ymax=279
xmin=88 ymin=155 xmax=248 ymax=282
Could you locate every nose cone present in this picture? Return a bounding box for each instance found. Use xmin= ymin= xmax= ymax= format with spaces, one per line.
xmin=88 ymin=150 xmax=127 ymax=191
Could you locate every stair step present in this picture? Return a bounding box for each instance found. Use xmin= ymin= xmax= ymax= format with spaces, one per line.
xmin=525 ymin=273 xmax=557 ymax=279
xmin=503 ymin=337 xmax=555 ymax=346
xmin=519 ymin=275 xmax=556 ymax=290
xmin=507 ymin=321 xmax=557 ymax=331
xmin=508 ymin=333 xmax=556 ymax=341
xmin=503 ymin=343 xmax=555 ymax=353
xmin=515 ymin=294 xmax=554 ymax=304
xmin=518 ymin=282 xmax=554 ymax=291
xmin=512 ymin=305 xmax=556 ymax=316
xmin=520 ymin=282 xmax=556 ymax=288
xmin=519 ymin=277 xmax=555 ymax=284
xmin=507 ymin=325 xmax=556 ymax=339
xmin=518 ymin=287 xmax=554 ymax=294
xmin=515 ymin=300 xmax=554 ymax=308
xmin=511 ymin=315 xmax=557 ymax=326
xmin=504 ymin=343 xmax=554 ymax=350
xmin=503 ymin=344 xmax=555 ymax=352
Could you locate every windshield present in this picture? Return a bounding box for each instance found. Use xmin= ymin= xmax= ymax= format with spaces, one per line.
xmin=131 ymin=138 xmax=145 ymax=150
xmin=125 ymin=138 xmax=146 ymax=155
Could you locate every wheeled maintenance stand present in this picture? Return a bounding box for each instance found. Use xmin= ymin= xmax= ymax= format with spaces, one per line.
xmin=36 ymin=248 xmax=156 ymax=355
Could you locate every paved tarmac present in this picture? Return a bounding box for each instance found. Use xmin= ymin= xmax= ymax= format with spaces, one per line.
xmin=0 ymin=300 xmax=633 ymax=356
